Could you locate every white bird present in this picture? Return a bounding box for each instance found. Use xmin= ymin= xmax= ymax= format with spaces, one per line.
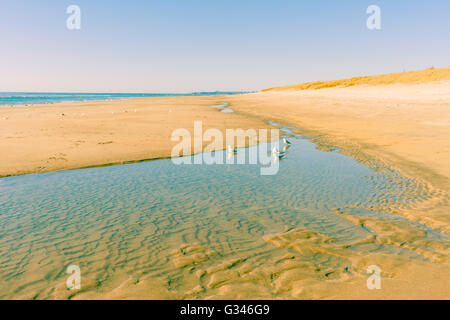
xmin=228 ymin=145 xmax=237 ymax=154
xmin=272 ymin=147 xmax=286 ymax=159
xmin=272 ymin=147 xmax=281 ymax=155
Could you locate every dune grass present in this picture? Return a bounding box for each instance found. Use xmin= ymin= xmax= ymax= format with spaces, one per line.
xmin=262 ymin=67 xmax=450 ymax=92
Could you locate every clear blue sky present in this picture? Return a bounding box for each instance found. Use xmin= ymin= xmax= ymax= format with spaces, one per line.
xmin=1 ymin=0 xmax=449 ymax=92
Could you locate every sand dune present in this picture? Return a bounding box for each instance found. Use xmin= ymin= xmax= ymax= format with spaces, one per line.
xmin=262 ymin=67 xmax=450 ymax=91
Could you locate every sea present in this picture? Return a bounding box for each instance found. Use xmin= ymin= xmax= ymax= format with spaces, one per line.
xmin=0 ymin=91 xmax=250 ymax=106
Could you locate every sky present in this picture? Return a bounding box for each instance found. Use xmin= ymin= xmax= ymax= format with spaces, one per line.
xmin=1 ymin=0 xmax=449 ymax=93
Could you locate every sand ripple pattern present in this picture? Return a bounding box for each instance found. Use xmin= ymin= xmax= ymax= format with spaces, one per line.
xmin=0 ymin=132 xmax=448 ymax=299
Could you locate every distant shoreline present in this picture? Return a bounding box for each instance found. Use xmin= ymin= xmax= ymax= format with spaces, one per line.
xmin=0 ymin=91 xmax=253 ymax=107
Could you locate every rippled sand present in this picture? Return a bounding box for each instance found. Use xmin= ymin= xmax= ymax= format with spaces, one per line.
xmin=0 ymin=125 xmax=448 ymax=299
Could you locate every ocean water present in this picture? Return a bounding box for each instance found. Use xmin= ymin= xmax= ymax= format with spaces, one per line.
xmin=0 ymin=92 xmax=249 ymax=106
xmin=0 ymin=123 xmax=446 ymax=299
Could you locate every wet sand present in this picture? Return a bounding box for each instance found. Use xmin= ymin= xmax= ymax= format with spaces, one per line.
xmin=2 ymin=130 xmax=448 ymax=300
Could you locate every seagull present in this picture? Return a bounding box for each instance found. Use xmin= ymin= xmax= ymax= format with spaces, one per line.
xmin=272 ymin=151 xmax=285 ymax=161
xmin=228 ymin=145 xmax=238 ymax=154
xmin=272 ymin=147 xmax=286 ymax=159
xmin=272 ymin=147 xmax=284 ymax=155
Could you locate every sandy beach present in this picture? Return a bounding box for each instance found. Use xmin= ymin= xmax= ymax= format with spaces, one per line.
xmin=4 ymin=0 xmax=450 ymax=308
xmin=1 ymin=69 xmax=449 ymax=299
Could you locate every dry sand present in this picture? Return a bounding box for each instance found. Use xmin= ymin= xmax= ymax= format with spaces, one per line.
xmin=0 ymin=97 xmax=270 ymax=177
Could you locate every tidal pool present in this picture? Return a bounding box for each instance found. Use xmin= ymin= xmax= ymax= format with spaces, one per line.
xmin=0 ymin=124 xmax=445 ymax=299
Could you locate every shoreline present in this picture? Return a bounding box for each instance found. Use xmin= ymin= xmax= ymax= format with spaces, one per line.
xmin=0 ymin=92 xmax=253 ymax=108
